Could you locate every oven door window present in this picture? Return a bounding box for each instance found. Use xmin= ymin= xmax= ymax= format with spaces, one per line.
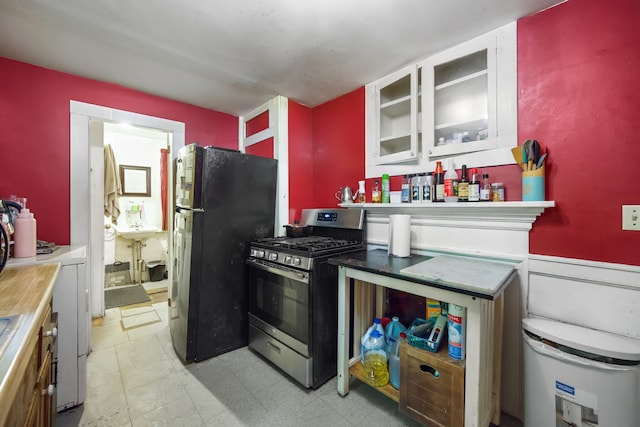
xmin=249 ymin=266 xmax=309 ymax=345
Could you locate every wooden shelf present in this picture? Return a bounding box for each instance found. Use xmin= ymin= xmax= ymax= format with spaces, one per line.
xmin=349 ymin=361 xmax=400 ymax=402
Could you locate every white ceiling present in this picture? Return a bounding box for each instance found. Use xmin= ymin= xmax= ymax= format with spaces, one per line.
xmin=0 ymin=0 xmax=563 ymax=117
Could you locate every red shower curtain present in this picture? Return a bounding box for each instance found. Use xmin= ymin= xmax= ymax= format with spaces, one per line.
xmin=161 ymin=148 xmax=168 ymax=230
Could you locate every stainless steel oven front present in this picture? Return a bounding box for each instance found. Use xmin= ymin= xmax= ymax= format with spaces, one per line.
xmin=246 ymin=257 xmax=314 ymax=387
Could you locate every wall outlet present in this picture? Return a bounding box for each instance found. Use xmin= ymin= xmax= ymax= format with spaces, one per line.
xmin=622 ymin=205 xmax=640 ymax=231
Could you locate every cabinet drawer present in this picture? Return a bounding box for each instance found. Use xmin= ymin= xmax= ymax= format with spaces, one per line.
xmin=399 ymin=342 xmax=465 ymax=427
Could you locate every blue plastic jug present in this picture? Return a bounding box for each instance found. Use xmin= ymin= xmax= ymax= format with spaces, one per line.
xmin=385 ymin=316 xmax=407 ymax=356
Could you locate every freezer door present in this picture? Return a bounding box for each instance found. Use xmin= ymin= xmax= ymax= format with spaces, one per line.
xmin=170 ymin=207 xmax=197 ymax=362
xmin=175 ymin=144 xmax=203 ymax=209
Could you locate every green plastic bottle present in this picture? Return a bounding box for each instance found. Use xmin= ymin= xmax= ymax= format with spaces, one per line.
xmin=381 ymin=174 xmax=390 ymax=203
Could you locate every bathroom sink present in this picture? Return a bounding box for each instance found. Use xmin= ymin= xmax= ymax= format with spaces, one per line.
xmin=0 ymin=315 xmax=22 ymax=360
xmin=116 ymin=225 xmax=160 ymax=240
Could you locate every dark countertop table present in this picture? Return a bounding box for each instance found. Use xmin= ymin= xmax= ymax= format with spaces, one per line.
xmin=329 ymin=249 xmax=515 ymax=300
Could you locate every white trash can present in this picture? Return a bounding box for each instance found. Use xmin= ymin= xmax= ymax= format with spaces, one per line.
xmin=523 ymin=318 xmax=640 ymax=427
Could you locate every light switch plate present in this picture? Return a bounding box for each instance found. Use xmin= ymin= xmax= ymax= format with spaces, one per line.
xmin=622 ymin=205 xmax=640 ymax=231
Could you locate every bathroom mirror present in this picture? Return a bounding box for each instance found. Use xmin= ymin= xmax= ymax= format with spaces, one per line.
xmin=120 ymin=165 xmax=151 ymax=196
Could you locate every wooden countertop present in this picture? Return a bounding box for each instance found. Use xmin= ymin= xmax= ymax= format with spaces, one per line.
xmin=0 ymin=263 xmax=60 ymax=426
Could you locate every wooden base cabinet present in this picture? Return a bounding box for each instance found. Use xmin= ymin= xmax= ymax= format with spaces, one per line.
xmin=399 ymin=342 xmax=465 ymax=427
xmin=6 ymin=301 xmax=57 ymax=427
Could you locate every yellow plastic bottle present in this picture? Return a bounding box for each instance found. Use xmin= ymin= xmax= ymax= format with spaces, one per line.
xmin=363 ymin=330 xmax=389 ymax=387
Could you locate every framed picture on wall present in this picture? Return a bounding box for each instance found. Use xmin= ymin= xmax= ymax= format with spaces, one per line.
xmin=120 ymin=165 xmax=151 ymax=196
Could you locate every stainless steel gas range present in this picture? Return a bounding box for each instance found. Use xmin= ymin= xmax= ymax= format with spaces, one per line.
xmin=246 ymin=208 xmax=366 ymax=388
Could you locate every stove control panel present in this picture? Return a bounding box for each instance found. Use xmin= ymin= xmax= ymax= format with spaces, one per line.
xmin=249 ymin=247 xmax=312 ymax=270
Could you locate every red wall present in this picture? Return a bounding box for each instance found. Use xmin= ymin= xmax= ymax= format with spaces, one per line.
xmin=518 ymin=0 xmax=640 ymax=265
xmin=309 ymin=0 xmax=640 ymax=267
xmin=311 ymin=88 xmax=366 ymax=208
xmin=0 ymin=57 xmax=238 ymax=245
xmin=288 ymin=101 xmax=314 ymax=223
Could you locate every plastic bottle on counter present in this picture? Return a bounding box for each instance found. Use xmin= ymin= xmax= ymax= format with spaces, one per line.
xmin=448 ymin=304 xmax=466 ymax=360
xmin=381 ymin=174 xmax=390 ymax=203
xmin=389 ymin=332 xmax=407 ymax=390
xmin=444 ymin=159 xmax=459 ymax=203
xmin=385 ymin=316 xmax=407 ymax=355
xmin=13 ymin=208 xmax=37 ymax=258
xmin=361 ymin=318 xmax=385 ymax=365
xmin=363 ymin=330 xmax=389 ymax=387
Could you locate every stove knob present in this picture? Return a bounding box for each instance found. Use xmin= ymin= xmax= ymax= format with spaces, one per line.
xmin=284 ymin=256 xmax=292 ymax=264
xmin=269 ymin=252 xmax=278 ymax=261
xmin=256 ymin=250 xmax=265 ymax=258
xmin=293 ymin=257 xmax=301 ymax=266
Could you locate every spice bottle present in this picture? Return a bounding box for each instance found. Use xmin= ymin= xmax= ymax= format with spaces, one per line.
xmin=411 ymin=174 xmax=421 ymax=203
xmin=423 ymin=172 xmax=433 ymax=203
xmin=480 ymin=173 xmax=491 ymax=201
xmin=458 ymin=165 xmax=469 ymax=202
xmin=371 ymin=180 xmax=381 ymax=203
xmin=357 ymin=180 xmax=366 ymax=203
xmin=468 ymin=168 xmax=480 ymax=202
xmin=491 ymin=183 xmax=505 ymax=202
xmin=434 ymin=162 xmax=445 ymax=202
xmin=401 ymin=175 xmax=411 ymax=203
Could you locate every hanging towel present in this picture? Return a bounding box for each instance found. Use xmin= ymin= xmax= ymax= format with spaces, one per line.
xmin=104 ymin=144 xmax=122 ymax=224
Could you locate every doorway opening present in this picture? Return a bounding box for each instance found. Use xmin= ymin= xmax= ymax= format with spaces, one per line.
xmin=70 ymin=101 xmax=185 ymax=320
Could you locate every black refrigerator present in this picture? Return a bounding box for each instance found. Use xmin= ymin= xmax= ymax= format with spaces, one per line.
xmin=170 ymin=144 xmax=277 ymax=363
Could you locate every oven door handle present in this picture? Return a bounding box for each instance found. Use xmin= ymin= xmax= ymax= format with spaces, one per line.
xmin=246 ymin=259 xmax=309 ymax=284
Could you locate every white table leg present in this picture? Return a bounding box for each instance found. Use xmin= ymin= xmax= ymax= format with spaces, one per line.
xmin=337 ymin=266 xmax=350 ymax=396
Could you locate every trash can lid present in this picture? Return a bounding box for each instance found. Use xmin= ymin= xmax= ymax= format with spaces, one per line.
xmin=523 ymin=318 xmax=640 ymax=361
xmin=146 ymin=260 xmax=166 ymax=268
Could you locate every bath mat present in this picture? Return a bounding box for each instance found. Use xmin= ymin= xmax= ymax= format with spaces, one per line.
xmin=105 ymin=284 xmax=151 ymax=309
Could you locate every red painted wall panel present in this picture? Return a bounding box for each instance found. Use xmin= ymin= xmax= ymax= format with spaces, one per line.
xmin=246 ymin=110 xmax=269 ymax=136
xmin=288 ymin=101 xmax=314 ymax=224
xmin=519 ymin=0 xmax=640 ymax=265
xmin=312 ymin=88 xmax=365 ymax=208
xmin=245 ymin=139 xmax=274 ymax=158
xmin=0 ymin=57 xmax=238 ymax=245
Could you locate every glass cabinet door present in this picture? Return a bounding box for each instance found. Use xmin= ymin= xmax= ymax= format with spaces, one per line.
xmin=424 ymin=37 xmax=497 ymax=158
xmin=373 ymin=66 xmax=419 ymax=165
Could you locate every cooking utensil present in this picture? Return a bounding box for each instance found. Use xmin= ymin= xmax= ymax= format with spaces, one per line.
xmin=335 ymin=186 xmax=358 ymax=203
xmin=511 ymin=146 xmax=525 ymax=171
xmin=283 ymin=224 xmax=311 ymax=237
xmin=537 ymin=152 xmax=547 ymax=169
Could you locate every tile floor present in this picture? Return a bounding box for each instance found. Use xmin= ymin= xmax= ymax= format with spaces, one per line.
xmin=57 ymin=282 xmax=522 ymax=427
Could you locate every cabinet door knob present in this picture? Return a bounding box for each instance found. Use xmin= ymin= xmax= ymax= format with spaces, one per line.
xmin=42 ymin=384 xmax=54 ymax=396
xmin=45 ymin=327 xmax=58 ymax=338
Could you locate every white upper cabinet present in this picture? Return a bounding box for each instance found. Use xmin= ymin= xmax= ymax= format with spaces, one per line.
xmin=369 ymin=65 xmax=419 ymax=165
xmin=366 ymin=22 xmax=517 ymax=179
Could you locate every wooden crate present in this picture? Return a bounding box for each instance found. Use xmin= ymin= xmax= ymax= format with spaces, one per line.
xmin=399 ymin=341 xmax=465 ymax=427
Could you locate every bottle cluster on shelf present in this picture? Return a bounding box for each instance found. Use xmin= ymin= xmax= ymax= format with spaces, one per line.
xmin=370 ymin=162 xmax=505 ymax=203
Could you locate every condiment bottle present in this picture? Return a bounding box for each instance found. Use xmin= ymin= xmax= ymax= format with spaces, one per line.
xmin=401 ymin=174 xmax=411 ymax=203
xmin=434 ymin=161 xmax=445 ymax=202
xmin=491 ymin=183 xmax=505 ymax=202
xmin=357 ymin=180 xmax=366 ymax=203
xmin=423 ymin=172 xmax=433 ymax=203
xmin=381 ymin=174 xmax=390 ymax=203
xmin=411 ymin=174 xmax=421 ymax=203
xmin=458 ymin=164 xmax=469 ymax=202
xmin=371 ymin=180 xmax=381 ymax=203
xmin=13 ymin=208 xmax=37 ymax=258
xmin=468 ymin=168 xmax=480 ymax=202
xmin=444 ymin=159 xmax=459 ymax=203
xmin=480 ymin=173 xmax=492 ymax=201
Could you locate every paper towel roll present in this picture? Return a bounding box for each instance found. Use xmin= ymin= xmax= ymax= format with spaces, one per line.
xmin=388 ymin=214 xmax=411 ymax=257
